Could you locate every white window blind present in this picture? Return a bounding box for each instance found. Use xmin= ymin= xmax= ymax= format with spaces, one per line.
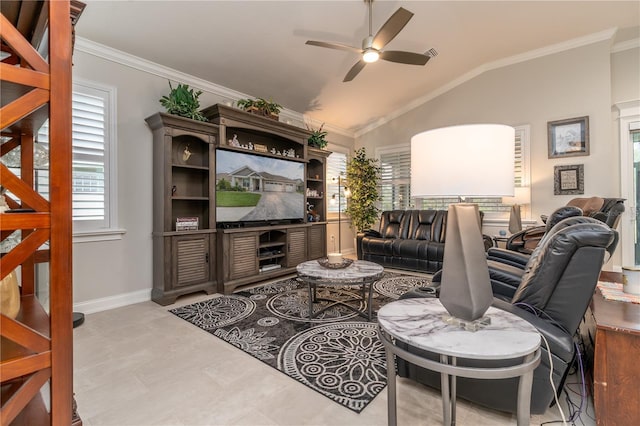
xmin=326 ymin=151 xmax=347 ymax=213
xmin=36 ymin=83 xmax=114 ymax=231
xmin=377 ymin=146 xmax=411 ymax=210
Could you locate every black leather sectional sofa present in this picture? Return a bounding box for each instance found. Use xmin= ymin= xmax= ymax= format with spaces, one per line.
xmin=356 ymin=210 xmax=451 ymax=274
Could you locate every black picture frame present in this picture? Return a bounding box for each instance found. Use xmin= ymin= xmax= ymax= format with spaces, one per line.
xmin=548 ymin=116 xmax=589 ymax=158
xmin=554 ymin=164 xmax=584 ymax=195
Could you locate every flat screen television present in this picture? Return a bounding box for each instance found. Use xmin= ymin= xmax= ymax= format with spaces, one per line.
xmin=215 ymin=149 xmax=305 ymax=226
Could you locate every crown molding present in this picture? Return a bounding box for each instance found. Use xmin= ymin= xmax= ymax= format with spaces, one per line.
xmin=74 ymin=37 xmax=355 ymax=139
xmin=612 ymin=38 xmax=640 ymax=53
xmin=354 ymin=28 xmax=618 ymax=137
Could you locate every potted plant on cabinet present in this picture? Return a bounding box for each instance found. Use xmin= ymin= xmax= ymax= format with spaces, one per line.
xmin=345 ymin=147 xmax=381 ymax=232
xmin=236 ymin=97 xmax=282 ymax=120
xmin=306 ymin=122 xmax=328 ymax=149
xmin=159 ymin=81 xmax=207 ymax=122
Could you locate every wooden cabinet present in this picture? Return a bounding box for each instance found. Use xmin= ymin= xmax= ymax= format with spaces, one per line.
xmin=1 ymin=1 xmax=85 ymax=424
xmin=580 ymin=274 xmax=640 ymax=426
xmin=145 ymin=113 xmax=219 ymax=305
xmin=218 ymin=225 xmax=308 ymax=293
xmin=148 ymin=104 xmax=331 ymax=297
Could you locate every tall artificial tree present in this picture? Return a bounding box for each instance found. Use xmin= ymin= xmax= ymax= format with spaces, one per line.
xmin=345 ymin=148 xmax=381 ymax=232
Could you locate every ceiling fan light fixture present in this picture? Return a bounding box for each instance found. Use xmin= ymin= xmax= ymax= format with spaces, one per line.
xmin=363 ymin=49 xmax=380 ymax=63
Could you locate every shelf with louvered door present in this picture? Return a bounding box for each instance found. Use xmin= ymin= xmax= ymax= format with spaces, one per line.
xmin=1 ymin=1 xmax=85 ymax=424
xmin=145 ymin=112 xmax=219 ymax=305
xmin=306 ymin=147 xmax=330 ymax=260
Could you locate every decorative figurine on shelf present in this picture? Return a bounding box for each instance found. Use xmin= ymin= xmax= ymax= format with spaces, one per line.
xmin=182 ymin=145 xmax=192 ymax=162
xmin=248 ymin=142 xmax=253 ymax=151
xmin=228 ymin=134 xmax=240 ymax=147
xmin=270 ymin=148 xmax=276 ymax=154
xmin=307 ymin=203 xmax=315 ymax=222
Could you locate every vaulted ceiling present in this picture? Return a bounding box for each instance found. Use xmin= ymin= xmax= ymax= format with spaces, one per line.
xmin=76 ymin=1 xmax=640 ymax=133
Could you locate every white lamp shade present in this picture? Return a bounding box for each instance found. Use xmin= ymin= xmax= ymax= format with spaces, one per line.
xmin=502 ymin=186 xmax=531 ymax=205
xmin=411 ymin=124 xmax=515 ymax=198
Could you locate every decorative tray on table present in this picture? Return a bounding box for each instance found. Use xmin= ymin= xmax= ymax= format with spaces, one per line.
xmin=317 ymin=258 xmax=353 ymax=269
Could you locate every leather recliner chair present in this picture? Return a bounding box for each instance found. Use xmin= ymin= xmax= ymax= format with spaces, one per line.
xmin=505 ymin=197 xmax=624 ymax=255
xmin=487 ymin=215 xmax=619 ymax=300
xmin=396 ymin=217 xmax=618 ymax=414
xmin=503 ymin=205 xmax=583 ymax=254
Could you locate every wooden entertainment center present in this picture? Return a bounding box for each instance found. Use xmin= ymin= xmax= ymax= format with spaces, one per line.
xmin=146 ymin=104 xmax=330 ymax=304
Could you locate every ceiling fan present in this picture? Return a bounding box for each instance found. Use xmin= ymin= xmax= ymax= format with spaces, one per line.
xmin=306 ymin=0 xmax=434 ymax=82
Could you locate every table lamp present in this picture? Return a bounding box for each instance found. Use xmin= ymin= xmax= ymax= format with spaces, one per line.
xmin=411 ymin=124 xmax=514 ymax=327
xmin=502 ymin=186 xmax=531 ymax=234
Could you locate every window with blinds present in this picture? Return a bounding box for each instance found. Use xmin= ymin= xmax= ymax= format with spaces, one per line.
xmin=326 ymin=151 xmax=347 ymax=213
xmin=377 ymin=145 xmax=412 ymax=210
xmin=376 ymin=125 xmax=529 ymax=217
xmin=36 ymin=83 xmax=113 ymax=231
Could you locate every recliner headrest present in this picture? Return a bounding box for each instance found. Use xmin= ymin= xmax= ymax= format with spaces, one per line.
xmin=545 ymin=206 xmax=583 ymax=232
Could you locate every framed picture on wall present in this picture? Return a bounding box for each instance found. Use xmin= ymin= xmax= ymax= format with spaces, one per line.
xmin=548 ymin=116 xmax=589 ymax=158
xmin=554 ymin=164 xmax=584 ymax=195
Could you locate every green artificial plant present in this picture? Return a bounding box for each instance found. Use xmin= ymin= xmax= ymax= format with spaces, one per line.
xmin=159 ymin=81 xmax=207 ymax=121
xmin=307 ymin=123 xmax=328 ymax=149
xmin=345 ymin=147 xmax=381 ymax=232
xmin=236 ymin=97 xmax=282 ymax=117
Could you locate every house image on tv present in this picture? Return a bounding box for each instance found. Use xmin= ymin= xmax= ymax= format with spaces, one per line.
xmin=217 ymin=166 xmax=303 ymax=193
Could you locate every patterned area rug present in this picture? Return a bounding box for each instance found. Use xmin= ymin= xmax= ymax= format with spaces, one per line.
xmin=169 ymin=272 xmax=430 ymax=413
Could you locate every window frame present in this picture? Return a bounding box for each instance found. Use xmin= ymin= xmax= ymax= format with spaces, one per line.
xmin=62 ymin=79 xmax=120 ymax=241
xmin=325 ymin=146 xmax=350 ymax=217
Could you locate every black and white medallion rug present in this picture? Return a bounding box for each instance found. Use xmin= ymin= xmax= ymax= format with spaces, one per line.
xmin=169 ymin=272 xmax=430 ymax=413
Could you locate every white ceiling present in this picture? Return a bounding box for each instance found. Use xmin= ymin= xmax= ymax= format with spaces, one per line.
xmin=76 ymin=1 xmax=640 ymax=133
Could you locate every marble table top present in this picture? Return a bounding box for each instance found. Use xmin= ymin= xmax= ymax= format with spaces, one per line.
xmin=296 ymin=259 xmax=384 ymax=283
xmin=378 ymin=298 xmax=540 ymax=359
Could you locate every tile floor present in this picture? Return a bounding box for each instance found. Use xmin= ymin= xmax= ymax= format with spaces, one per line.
xmin=74 ymin=278 xmax=596 ymax=426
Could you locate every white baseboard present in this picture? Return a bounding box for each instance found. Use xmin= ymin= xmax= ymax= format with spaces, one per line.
xmin=73 ymin=251 xmax=358 ymax=315
xmin=73 ymin=289 xmax=151 ymax=314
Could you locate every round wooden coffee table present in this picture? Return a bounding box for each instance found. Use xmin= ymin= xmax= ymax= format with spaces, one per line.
xmin=296 ymin=259 xmax=384 ymax=321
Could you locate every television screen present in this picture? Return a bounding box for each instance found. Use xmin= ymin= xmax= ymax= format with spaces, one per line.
xmin=215 ymin=149 xmax=305 ymax=224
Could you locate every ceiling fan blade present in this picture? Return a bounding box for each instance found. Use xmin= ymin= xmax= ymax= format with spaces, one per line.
xmin=380 ymin=50 xmax=430 ymax=66
xmin=306 ymin=40 xmax=362 ymax=54
xmin=371 ymin=7 xmax=413 ymax=50
xmin=343 ymin=60 xmax=366 ymax=82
